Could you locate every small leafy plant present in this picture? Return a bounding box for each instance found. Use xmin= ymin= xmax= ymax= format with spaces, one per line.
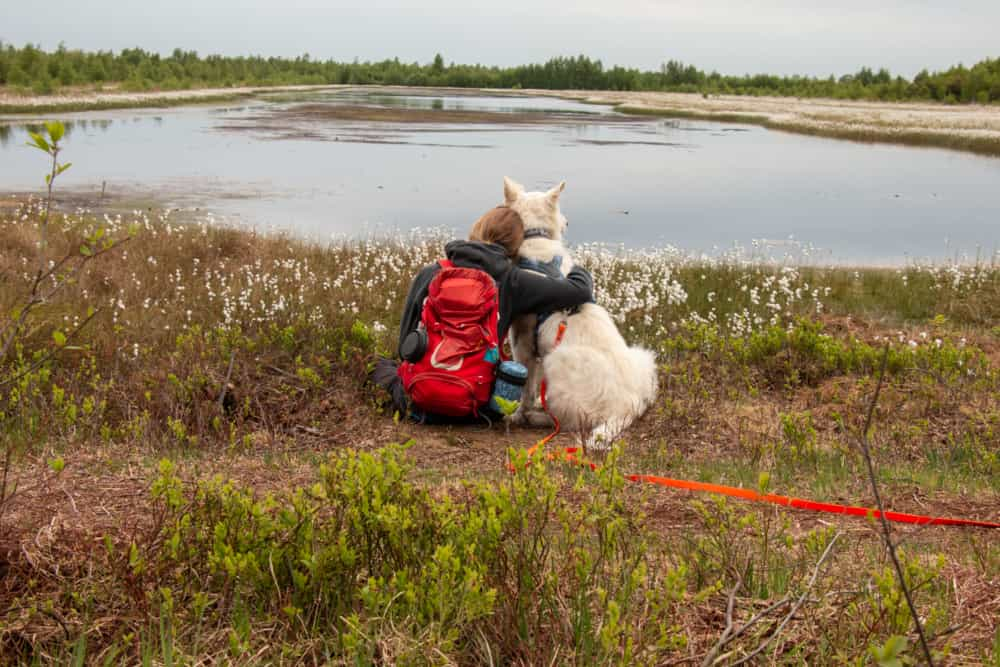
xmin=1 ymin=121 xmax=132 ymax=522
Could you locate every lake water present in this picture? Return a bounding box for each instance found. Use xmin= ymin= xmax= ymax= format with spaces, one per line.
xmin=2 ymin=88 xmax=999 ymax=264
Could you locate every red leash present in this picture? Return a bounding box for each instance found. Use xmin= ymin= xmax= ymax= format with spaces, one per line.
xmin=535 ymin=320 xmax=568 ymax=449
xmin=627 ymin=473 xmax=1000 ymax=528
xmin=513 ymin=443 xmax=1000 ymax=529
xmin=505 ymin=321 xmax=567 ymax=473
xmin=509 ymin=320 xmax=999 ymax=528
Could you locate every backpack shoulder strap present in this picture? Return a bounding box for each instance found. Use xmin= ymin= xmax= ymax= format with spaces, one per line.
xmin=438 ymin=259 xmax=453 ymax=270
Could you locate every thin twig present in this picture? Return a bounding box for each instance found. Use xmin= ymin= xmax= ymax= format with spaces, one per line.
xmin=218 ymin=349 xmax=237 ymax=411
xmin=36 ymin=606 xmax=72 ymax=641
xmin=728 ymin=532 xmax=842 ymax=667
xmin=265 ymin=364 xmax=299 ymax=380
xmin=62 ymin=487 xmax=79 ymax=515
xmin=38 ymin=137 xmax=60 ymax=279
xmin=0 ymin=447 xmax=13 ymax=526
xmin=1 ymin=139 xmax=61 ymax=360
xmin=0 ymin=308 xmax=100 ymax=389
xmin=857 ymin=345 xmax=935 ymax=667
xmin=721 ymin=594 xmax=793 ymax=646
xmin=701 ymin=575 xmax=742 ymax=667
xmin=0 ymin=236 xmax=130 ymax=364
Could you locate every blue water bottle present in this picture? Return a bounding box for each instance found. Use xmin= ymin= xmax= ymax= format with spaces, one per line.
xmin=489 ymin=360 xmax=528 ymax=414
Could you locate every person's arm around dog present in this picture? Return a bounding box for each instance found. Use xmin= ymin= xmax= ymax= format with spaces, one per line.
xmin=506 ymin=264 xmax=594 ymax=320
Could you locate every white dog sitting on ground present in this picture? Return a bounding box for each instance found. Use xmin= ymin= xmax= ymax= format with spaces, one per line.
xmin=503 ymin=176 xmax=659 ymax=449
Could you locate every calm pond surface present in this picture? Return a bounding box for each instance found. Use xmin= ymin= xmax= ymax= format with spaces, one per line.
xmin=2 ymin=88 xmax=999 ymax=264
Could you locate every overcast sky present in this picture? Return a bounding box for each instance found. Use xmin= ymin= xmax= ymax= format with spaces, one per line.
xmin=4 ymin=1 xmax=997 ymax=78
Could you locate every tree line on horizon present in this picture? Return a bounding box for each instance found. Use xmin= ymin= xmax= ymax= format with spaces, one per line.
xmin=1 ymin=42 xmax=999 ymax=104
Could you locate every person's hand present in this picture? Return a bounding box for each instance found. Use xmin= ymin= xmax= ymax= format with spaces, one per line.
xmin=567 ymin=265 xmax=595 ymax=302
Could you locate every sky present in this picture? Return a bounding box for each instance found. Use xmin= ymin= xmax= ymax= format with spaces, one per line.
xmin=3 ymin=0 xmax=998 ymax=78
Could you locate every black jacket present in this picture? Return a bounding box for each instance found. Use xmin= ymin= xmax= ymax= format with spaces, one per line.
xmin=396 ymin=240 xmax=594 ymax=357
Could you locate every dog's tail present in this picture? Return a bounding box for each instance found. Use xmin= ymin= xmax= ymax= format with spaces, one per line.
xmin=626 ymin=344 xmax=659 ymax=410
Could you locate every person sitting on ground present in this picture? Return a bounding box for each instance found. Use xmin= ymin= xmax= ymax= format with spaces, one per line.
xmin=372 ymin=205 xmax=594 ymax=422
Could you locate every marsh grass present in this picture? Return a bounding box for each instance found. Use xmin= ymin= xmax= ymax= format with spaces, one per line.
xmin=1 ymin=200 xmax=999 ymax=664
xmin=616 ymin=104 xmax=1000 ymax=157
xmin=774 ymin=121 xmax=1000 ymax=158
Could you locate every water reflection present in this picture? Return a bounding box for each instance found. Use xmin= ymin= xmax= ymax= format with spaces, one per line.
xmin=0 ymin=117 xmax=118 ymax=146
xmin=0 ymin=91 xmax=998 ymax=263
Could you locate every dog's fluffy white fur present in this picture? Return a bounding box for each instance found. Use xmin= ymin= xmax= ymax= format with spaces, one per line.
xmin=503 ymin=176 xmax=658 ymax=449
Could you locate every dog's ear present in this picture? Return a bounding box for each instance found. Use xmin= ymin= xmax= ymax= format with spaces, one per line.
xmin=503 ymin=176 xmax=524 ymax=204
xmin=546 ymin=181 xmax=566 ymax=208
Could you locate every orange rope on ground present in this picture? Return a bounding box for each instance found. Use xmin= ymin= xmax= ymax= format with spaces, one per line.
xmin=512 ymin=440 xmax=1000 ymax=529
xmin=627 ymin=473 xmax=1000 ymax=528
xmin=507 ymin=316 xmax=998 ymax=528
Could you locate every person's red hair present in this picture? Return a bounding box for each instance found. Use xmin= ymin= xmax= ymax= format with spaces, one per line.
xmin=468 ymin=206 xmax=525 ymax=257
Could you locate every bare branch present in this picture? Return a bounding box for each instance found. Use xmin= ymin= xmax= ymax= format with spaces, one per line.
xmin=0 ymin=308 xmax=100 ymax=389
xmin=721 ymin=594 xmax=793 ymax=646
xmin=856 ymin=344 xmax=935 ymax=666
xmin=701 ymin=574 xmax=742 ymax=667
xmin=728 ymin=532 xmax=842 ymax=666
xmin=0 ymin=235 xmax=130 ymax=364
xmin=0 ymin=447 xmax=14 ymax=527
xmin=218 ymin=349 xmax=237 ymax=411
xmin=38 ymin=139 xmax=60 ymax=280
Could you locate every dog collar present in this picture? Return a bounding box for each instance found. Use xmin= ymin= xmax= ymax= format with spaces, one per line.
xmin=523 ymin=229 xmax=553 ymax=240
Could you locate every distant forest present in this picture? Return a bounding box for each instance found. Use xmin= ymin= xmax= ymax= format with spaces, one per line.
xmin=2 ymin=43 xmax=999 ymax=104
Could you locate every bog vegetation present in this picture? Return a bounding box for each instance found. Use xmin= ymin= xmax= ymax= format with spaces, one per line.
xmin=0 ymin=125 xmax=998 ymax=664
xmin=3 ymin=42 xmax=1000 ymax=104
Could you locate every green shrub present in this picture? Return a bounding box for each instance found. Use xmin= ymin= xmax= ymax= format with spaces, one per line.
xmin=106 ymin=444 xmax=693 ymax=663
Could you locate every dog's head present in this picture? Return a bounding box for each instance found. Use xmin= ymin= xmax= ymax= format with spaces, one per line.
xmin=502 ymin=176 xmax=568 ymax=241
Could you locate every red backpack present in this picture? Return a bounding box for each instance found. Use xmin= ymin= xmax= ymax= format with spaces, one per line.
xmin=397 ymin=260 xmax=502 ymax=417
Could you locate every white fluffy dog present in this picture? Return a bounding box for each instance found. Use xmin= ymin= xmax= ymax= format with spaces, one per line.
xmin=503 ymin=177 xmax=658 ymax=449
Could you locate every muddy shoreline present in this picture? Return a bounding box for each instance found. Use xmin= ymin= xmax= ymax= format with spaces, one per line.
xmin=212 ymin=98 xmax=645 ymax=143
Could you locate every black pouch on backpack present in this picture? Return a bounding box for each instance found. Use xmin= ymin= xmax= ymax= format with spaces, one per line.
xmin=400 ymin=328 xmax=428 ymax=362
